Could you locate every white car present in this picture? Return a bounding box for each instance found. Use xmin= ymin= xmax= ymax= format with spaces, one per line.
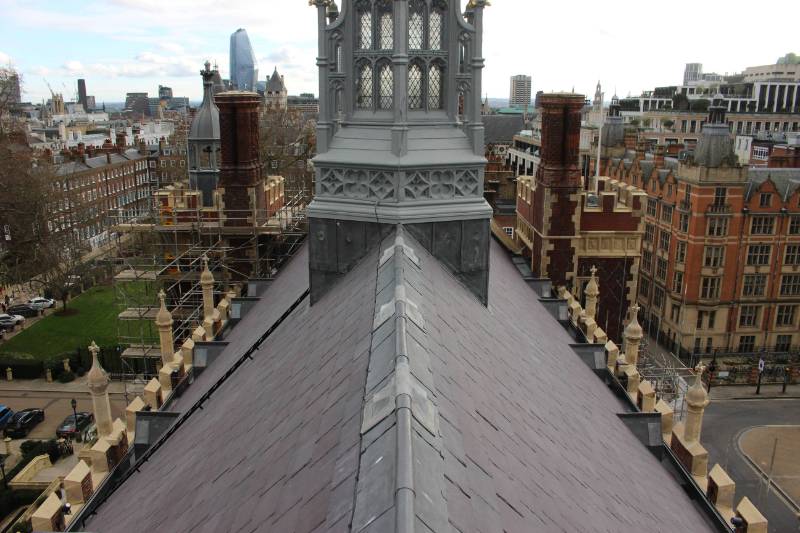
xmin=0 ymin=314 xmax=25 ymax=325
xmin=27 ymin=297 xmax=55 ymax=310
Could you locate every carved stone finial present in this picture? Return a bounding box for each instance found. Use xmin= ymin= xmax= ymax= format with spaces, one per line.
xmin=89 ymin=341 xmax=99 ymax=357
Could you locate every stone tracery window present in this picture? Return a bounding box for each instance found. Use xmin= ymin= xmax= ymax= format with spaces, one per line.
xmin=408 ymin=63 xmax=424 ymax=110
xmin=357 ymin=61 xmax=373 ymax=109
xmin=378 ymin=61 xmax=394 ymax=110
xmin=358 ymin=7 xmax=372 ymax=50
xmin=428 ymin=62 xmax=443 ymax=110
xmin=409 ymin=2 xmax=424 ymax=50
xmin=429 ymin=9 xmax=443 ymax=50
xmin=378 ymin=2 xmax=393 ymax=50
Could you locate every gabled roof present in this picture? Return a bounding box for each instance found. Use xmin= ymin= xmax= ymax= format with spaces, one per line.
xmin=84 ymin=229 xmax=715 ymax=533
xmin=266 ymin=67 xmax=286 ymax=93
xmin=745 ymin=167 xmax=800 ymax=201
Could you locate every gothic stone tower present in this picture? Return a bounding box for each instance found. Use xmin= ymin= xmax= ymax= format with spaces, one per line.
xmin=188 ymin=62 xmax=221 ymax=207
xmin=309 ymin=0 xmax=492 ymax=303
xmin=531 ymin=93 xmax=585 ymax=287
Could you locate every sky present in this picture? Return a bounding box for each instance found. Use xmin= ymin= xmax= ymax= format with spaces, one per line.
xmin=1 ymin=0 xmax=798 ymax=105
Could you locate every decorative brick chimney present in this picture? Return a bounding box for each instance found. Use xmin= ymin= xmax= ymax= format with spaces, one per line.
xmin=531 ymin=93 xmax=584 ymax=286
xmin=215 ymin=91 xmax=264 ymax=228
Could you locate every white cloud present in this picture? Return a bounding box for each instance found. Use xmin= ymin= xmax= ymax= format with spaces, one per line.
xmin=0 ymin=51 xmax=13 ymax=67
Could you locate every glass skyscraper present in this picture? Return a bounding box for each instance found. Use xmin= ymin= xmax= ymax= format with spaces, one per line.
xmin=229 ymin=28 xmax=258 ymax=91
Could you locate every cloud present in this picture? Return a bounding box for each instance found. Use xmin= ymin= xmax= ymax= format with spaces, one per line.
xmin=0 ymin=51 xmax=13 ymax=67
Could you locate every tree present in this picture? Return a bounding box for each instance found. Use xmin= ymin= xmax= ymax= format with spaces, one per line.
xmin=690 ymin=99 xmax=710 ymax=113
xmin=662 ymin=119 xmax=675 ymax=132
xmin=259 ymin=106 xmax=316 ymax=196
xmin=672 ymin=93 xmax=689 ymax=111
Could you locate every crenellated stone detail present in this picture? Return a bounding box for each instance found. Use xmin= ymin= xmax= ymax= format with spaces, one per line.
xmin=318 ymin=167 xmax=483 ymax=201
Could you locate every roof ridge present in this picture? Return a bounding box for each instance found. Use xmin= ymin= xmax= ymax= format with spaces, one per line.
xmin=353 ymin=226 xmax=447 ymax=532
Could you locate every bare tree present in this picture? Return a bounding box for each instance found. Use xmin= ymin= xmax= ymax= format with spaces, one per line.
xmin=259 ymin=106 xmax=316 ymax=195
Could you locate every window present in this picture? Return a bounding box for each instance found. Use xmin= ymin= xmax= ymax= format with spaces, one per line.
xmin=789 ymin=216 xmax=800 ymax=234
xmin=659 ymin=230 xmax=670 ymax=251
xmin=428 ymin=62 xmax=443 ymax=110
xmin=358 ymin=7 xmax=373 ymax=50
xmin=656 ymin=258 xmax=668 ymax=280
xmin=759 ymin=193 xmax=772 ymax=207
xmin=408 ymin=2 xmax=424 ymax=49
xmin=357 ymin=62 xmax=373 ymax=109
xmin=693 ymin=337 xmax=701 ymax=353
xmin=707 ymin=217 xmax=728 ymax=236
xmin=739 ymin=306 xmax=759 ymax=328
xmin=746 ymin=244 xmax=771 ymax=266
xmin=647 ymin=198 xmax=657 ymax=217
xmin=714 ymin=187 xmax=727 ymax=206
xmin=408 ymin=62 xmax=423 ymax=109
xmin=751 ymin=216 xmax=774 ymax=235
xmin=703 ymin=246 xmax=724 ymax=267
xmin=672 ymin=271 xmax=683 ymax=294
xmin=781 ymin=274 xmax=800 ymax=296
xmin=676 ymin=241 xmax=687 ymax=263
xmin=377 ymin=62 xmax=393 ymax=110
xmin=679 ymin=213 xmax=689 ymax=232
xmin=378 ymin=10 xmax=393 ymax=49
xmin=742 ymin=274 xmax=767 ymax=297
xmin=738 ymin=335 xmax=756 ymax=353
xmin=503 ymin=227 xmax=514 ymax=237
xmin=670 ymin=303 xmax=680 ymax=322
xmin=708 ymin=310 xmax=716 ymax=329
xmin=701 ymin=277 xmax=720 ymax=299
xmin=661 ymin=205 xmax=673 ymax=223
xmin=639 ymin=277 xmax=650 ymax=298
xmin=776 ymin=305 xmax=796 ymax=327
xmin=775 ymin=334 xmax=792 ymax=352
xmin=643 ymin=224 xmax=655 ymax=243
xmin=429 ymin=8 xmax=443 ymax=50
xmin=785 ymin=244 xmax=800 ymax=265
xmin=642 ymin=250 xmax=653 ymax=272
xmin=653 ymin=287 xmax=664 ymax=309
xmin=752 ymin=146 xmax=769 ymax=161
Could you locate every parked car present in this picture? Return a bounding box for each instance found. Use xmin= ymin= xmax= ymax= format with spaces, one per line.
xmin=0 ymin=318 xmax=15 ymax=332
xmin=3 ymin=408 xmax=45 ymax=438
xmin=27 ymin=297 xmax=55 ymax=310
xmin=56 ymin=412 xmax=94 ymax=441
xmin=7 ymin=304 xmax=39 ymax=318
xmin=0 ymin=313 xmax=24 ymax=325
xmin=0 ymin=405 xmax=14 ymax=429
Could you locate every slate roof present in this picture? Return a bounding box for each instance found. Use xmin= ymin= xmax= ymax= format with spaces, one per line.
xmin=746 ymin=167 xmax=800 ymax=201
xmin=482 ymin=115 xmax=525 ymax=145
xmin=266 ymin=67 xmax=286 ymax=93
xmin=84 ymin=228 xmax=715 ymax=533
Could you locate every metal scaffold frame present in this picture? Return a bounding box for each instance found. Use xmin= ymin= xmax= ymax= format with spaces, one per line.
xmin=108 ymin=181 xmax=309 ymax=380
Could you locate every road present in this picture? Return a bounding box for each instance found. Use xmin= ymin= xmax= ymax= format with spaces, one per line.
xmin=0 ymin=389 xmax=129 ymax=457
xmin=703 ymin=398 xmax=800 ymax=532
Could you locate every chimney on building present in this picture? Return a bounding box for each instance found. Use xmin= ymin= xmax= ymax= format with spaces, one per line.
xmin=116 ymin=131 xmax=127 ymax=150
xmin=158 ymin=136 xmax=166 ymax=154
xmin=635 ymin=140 xmax=647 ymax=161
xmin=138 ymin=139 xmax=147 ymax=155
xmin=76 ymin=142 xmax=85 ymax=156
xmin=624 ymin=128 xmax=637 ymax=150
xmin=653 ymin=144 xmax=666 ymax=167
xmin=531 ymin=93 xmax=584 ymax=286
xmin=106 ymin=153 xmax=112 ymax=165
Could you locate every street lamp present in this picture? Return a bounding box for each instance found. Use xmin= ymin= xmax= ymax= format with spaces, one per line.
xmin=70 ymin=398 xmax=78 ymax=440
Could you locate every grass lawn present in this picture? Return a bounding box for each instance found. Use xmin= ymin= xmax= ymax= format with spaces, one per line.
xmin=0 ymin=285 xmax=118 ymax=359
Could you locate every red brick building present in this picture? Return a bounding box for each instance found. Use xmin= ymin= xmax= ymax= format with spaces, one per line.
xmin=510 ymin=93 xmax=646 ymax=341
xmin=606 ymin=100 xmax=800 ymax=358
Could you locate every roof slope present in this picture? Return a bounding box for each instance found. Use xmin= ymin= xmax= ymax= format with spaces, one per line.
xmin=84 ymin=229 xmax=714 ymax=533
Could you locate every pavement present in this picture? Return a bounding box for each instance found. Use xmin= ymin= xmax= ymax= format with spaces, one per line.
xmin=709 ymin=383 xmax=800 ymax=401
xmin=703 ymin=398 xmax=800 ymax=532
xmin=740 ymin=426 xmax=800 ymax=509
xmin=0 ymin=378 xmax=144 ymax=466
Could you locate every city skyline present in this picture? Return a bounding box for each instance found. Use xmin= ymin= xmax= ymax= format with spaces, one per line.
xmin=0 ymin=0 xmax=798 ymax=103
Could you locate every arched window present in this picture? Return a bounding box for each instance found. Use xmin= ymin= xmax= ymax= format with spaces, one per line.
xmin=429 ymin=9 xmax=443 ymax=50
xmin=378 ymin=62 xmax=393 ymax=110
xmin=357 ymin=61 xmax=374 ymax=109
xmin=428 ymin=62 xmax=443 ymax=110
xmin=408 ymin=1 xmax=424 ymax=50
xmin=408 ymin=63 xmax=424 ymax=110
xmin=378 ymin=1 xmax=393 ymax=50
xmin=358 ymin=7 xmax=372 ymax=50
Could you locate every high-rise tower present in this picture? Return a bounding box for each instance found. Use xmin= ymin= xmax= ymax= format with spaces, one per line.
xmin=77 ymin=79 xmax=88 ymax=111
xmin=309 ymin=0 xmax=492 ymax=303
xmin=509 ymin=74 xmax=532 ymax=109
xmin=229 ymin=29 xmax=258 ymax=91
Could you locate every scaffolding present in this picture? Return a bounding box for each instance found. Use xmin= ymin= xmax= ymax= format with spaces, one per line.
xmin=637 ymin=336 xmax=695 ymax=422
xmin=108 ymin=177 xmax=309 ymax=379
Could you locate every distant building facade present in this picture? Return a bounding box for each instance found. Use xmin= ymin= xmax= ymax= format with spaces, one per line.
xmin=265 ymin=68 xmax=288 ymax=110
xmin=509 ymin=74 xmax=532 ymax=109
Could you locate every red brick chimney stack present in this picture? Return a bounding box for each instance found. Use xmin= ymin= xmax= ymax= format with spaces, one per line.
xmin=216 ymin=91 xmax=264 ymax=227
xmin=536 ymin=93 xmax=584 ymax=188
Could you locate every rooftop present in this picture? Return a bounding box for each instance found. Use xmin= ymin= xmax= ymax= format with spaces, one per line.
xmin=82 ymin=227 xmax=715 ymax=533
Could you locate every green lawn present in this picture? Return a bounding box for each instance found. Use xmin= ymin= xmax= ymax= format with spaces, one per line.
xmin=0 ymin=285 xmax=119 ymax=359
